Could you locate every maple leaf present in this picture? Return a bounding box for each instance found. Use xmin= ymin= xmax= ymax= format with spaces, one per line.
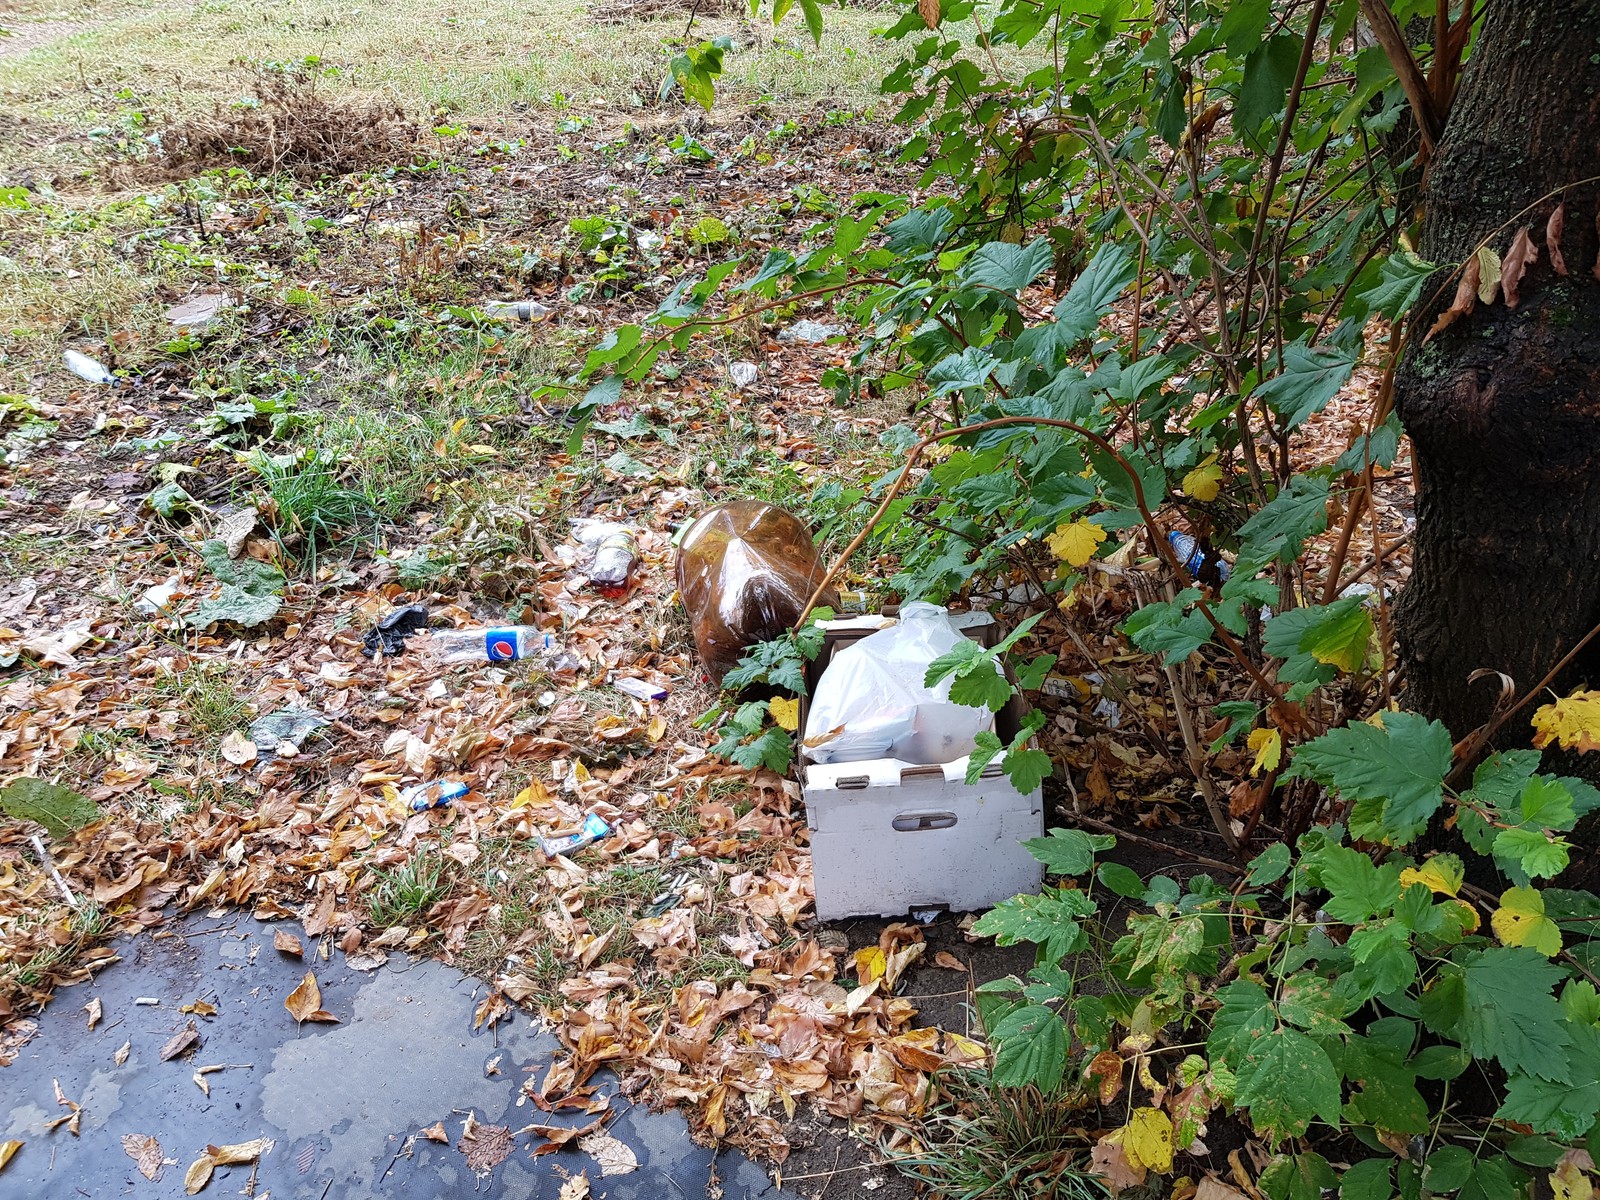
xmin=1532 ymin=689 xmax=1600 ymax=752
xmin=1046 ymin=518 xmax=1107 ymax=567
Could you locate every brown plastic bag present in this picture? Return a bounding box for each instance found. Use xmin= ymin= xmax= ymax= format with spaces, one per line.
xmin=675 ymin=501 xmax=840 ymax=683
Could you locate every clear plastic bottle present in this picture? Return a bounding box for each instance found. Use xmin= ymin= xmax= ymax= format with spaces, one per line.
xmin=589 ymin=530 xmax=639 ymax=597
xmin=1167 ymin=531 xmax=1232 ymax=583
xmin=426 ymin=626 xmax=557 ymax=664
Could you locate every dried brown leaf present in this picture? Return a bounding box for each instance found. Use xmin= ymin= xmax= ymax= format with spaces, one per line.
xmin=1476 ymin=245 xmax=1503 ymax=304
xmin=159 ymin=1024 xmax=200 ymax=1062
xmin=1501 ymin=226 xmax=1538 ymax=308
xmin=1548 ymin=203 xmax=1568 ymax=276
xmin=1426 ymin=254 xmax=1479 ymax=343
xmin=558 ymin=1174 xmax=591 ymax=1200
xmin=84 ymin=997 xmax=102 ymax=1031
xmin=122 ymin=1133 xmax=165 ymax=1181
xmin=183 ymin=1154 xmax=214 ymax=1194
xmin=207 ymin=1138 xmax=272 ymax=1165
xmin=272 ymin=929 xmax=304 ymax=958
xmin=180 ymin=999 xmax=218 ymax=1017
xmin=1195 ymin=1180 xmax=1251 ymax=1200
xmin=114 ymin=1039 xmax=131 ymax=1065
xmin=1086 ymin=1050 xmax=1125 ymax=1105
xmin=219 ymin=731 xmax=257 ymax=765
xmin=917 ymin=0 xmax=940 ymax=27
xmin=284 ymin=972 xmax=322 ymax=1023
xmin=420 ymin=1122 xmax=449 ymax=1143
xmin=459 ymin=1122 xmax=514 ymax=1174
xmin=931 ymin=950 xmax=967 ymax=972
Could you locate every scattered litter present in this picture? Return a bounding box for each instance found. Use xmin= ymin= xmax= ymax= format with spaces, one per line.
xmin=613 ymin=676 xmax=668 ymax=702
xmin=165 ymin=291 xmax=232 ymax=331
xmin=134 ymin=577 xmax=181 ymax=616
xmin=676 ymin=500 xmax=837 ymax=683
xmin=728 ymin=360 xmax=758 ymax=389
xmin=777 ymin=318 xmax=845 ymax=344
xmin=362 ymin=604 xmax=430 ymax=657
xmin=1084 ymin=672 xmax=1123 ymax=729
xmin=399 ymin=779 xmax=470 ymax=812
xmin=248 ymin=708 xmax=330 ymax=755
xmin=134 ymin=997 xmax=162 ymax=1007
xmin=539 ymin=813 xmax=611 ymax=858
xmin=572 ymin=521 xmax=639 ymax=597
xmin=480 ymin=299 xmax=550 ymax=321
xmin=63 ymin=350 xmax=114 ymax=385
xmin=912 ymin=908 xmax=941 ymax=924
xmin=804 ymin=602 xmax=996 ymax=765
xmin=427 ymin=625 xmax=557 ymax=664
xmin=1168 ymin=529 xmax=1232 ymax=583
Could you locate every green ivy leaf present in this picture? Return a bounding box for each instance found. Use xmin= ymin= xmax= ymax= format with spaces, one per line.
xmin=1233 ymin=1027 xmax=1343 ymax=1141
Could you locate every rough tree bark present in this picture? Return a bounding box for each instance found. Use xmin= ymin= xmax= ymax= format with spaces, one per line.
xmin=1394 ymin=0 xmax=1600 ymax=754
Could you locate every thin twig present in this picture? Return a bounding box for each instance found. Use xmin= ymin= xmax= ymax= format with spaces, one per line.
xmin=1070 ymin=813 xmax=1244 ymax=877
xmin=29 ymin=835 xmax=79 ymax=908
xmin=1161 ymin=660 xmax=1240 ymax=852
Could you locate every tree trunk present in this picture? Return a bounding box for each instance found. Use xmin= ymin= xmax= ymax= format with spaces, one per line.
xmin=1393 ymin=0 xmax=1600 ymax=752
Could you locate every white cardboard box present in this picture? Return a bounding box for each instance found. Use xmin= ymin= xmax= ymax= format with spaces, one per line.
xmin=800 ymin=612 xmax=1045 ymax=921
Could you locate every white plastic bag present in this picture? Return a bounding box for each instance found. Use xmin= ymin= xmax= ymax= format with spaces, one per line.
xmin=803 ymin=602 xmax=997 ymax=765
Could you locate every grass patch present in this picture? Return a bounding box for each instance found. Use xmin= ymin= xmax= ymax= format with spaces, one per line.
xmin=889 ymin=1069 xmax=1107 ymax=1199
xmin=151 ymin=660 xmax=250 ymax=743
xmin=368 ymin=852 xmax=452 ymax=929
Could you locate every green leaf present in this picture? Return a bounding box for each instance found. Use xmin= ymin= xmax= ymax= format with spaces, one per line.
xmin=1260 ymin=1152 xmax=1338 ymax=1200
xmin=1518 ymin=776 xmax=1577 ymax=830
xmin=1001 ymin=747 xmax=1053 ymax=794
xmin=958 ymin=239 xmax=1053 ymax=297
xmin=1022 ymin=828 xmax=1096 ymax=876
xmin=1253 ymin=340 xmax=1358 ymax=430
xmin=797 ymin=0 xmax=822 ymax=43
xmin=1246 ymin=842 xmax=1292 ymax=886
xmin=1457 ymin=1157 xmax=1520 ymax=1200
xmin=1339 ymin=1159 xmax=1393 ymax=1200
xmin=1233 ymin=1027 xmax=1343 ymax=1141
xmin=972 ymin=887 xmax=1095 ymax=962
xmin=1491 ymin=827 xmax=1570 ymax=880
xmin=1237 ymin=475 xmax=1330 ymax=567
xmin=1497 ymin=1023 xmax=1600 ymax=1139
xmin=1355 ymin=250 xmax=1436 ymax=321
xmin=148 ymin=481 xmax=197 ymax=518
xmin=1423 ymin=1145 xmax=1475 ymax=1193
xmin=1097 ymin=862 xmax=1147 ymax=899
xmin=1411 ymin=1044 xmax=1469 ymax=1081
xmin=1123 ymin=592 xmax=1214 ymax=663
xmin=729 ymin=725 xmax=794 ymax=774
xmin=1263 ymin=598 xmax=1369 ymax=688
xmin=990 ymin=1004 xmax=1068 ymax=1090
xmin=964 ymin=729 xmax=1004 ymax=784
xmin=1236 ymin=35 xmax=1304 ymax=135
xmin=1209 ymin=979 xmax=1275 ymax=1060
xmin=190 ymin=584 xmax=283 ymax=629
xmin=0 ymin=778 xmax=103 ymax=840
xmin=198 ymin=539 xmax=285 ymax=596
xmin=1315 ymin=845 xmax=1402 ymax=923
xmin=1287 ymin=713 xmax=1452 ymax=844
xmin=1052 ymin=243 xmax=1137 ymax=342
xmin=1433 ymin=948 xmax=1573 ymax=1082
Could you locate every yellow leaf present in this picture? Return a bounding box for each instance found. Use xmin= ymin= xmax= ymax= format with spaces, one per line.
xmin=854 ymin=946 xmax=887 ymax=987
xmin=1399 ymin=854 xmax=1464 ymax=897
xmin=1475 ymin=245 xmax=1503 ymax=303
xmin=0 ymin=1140 xmax=21 ymax=1171
xmin=1531 ymin=689 xmax=1600 ymax=753
xmin=1122 ymin=1106 xmax=1174 ymax=1174
xmin=769 ymin=696 xmax=800 ymax=732
xmin=512 ymin=780 xmax=556 ymax=809
xmin=1551 ymin=1159 xmax=1595 ymax=1200
xmin=1046 ymin=519 xmax=1107 ymax=568
xmin=467 ymin=444 xmax=499 ymax=456
xmin=1247 ymin=728 xmax=1282 ymax=777
xmin=184 ymin=1155 xmax=215 ymax=1194
xmin=1491 ymin=886 xmax=1562 ymax=957
xmin=1182 ymin=455 xmax=1223 ymax=502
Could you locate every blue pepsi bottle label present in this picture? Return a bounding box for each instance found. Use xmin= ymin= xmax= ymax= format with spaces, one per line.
xmin=484 ymin=628 xmax=519 ymax=661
